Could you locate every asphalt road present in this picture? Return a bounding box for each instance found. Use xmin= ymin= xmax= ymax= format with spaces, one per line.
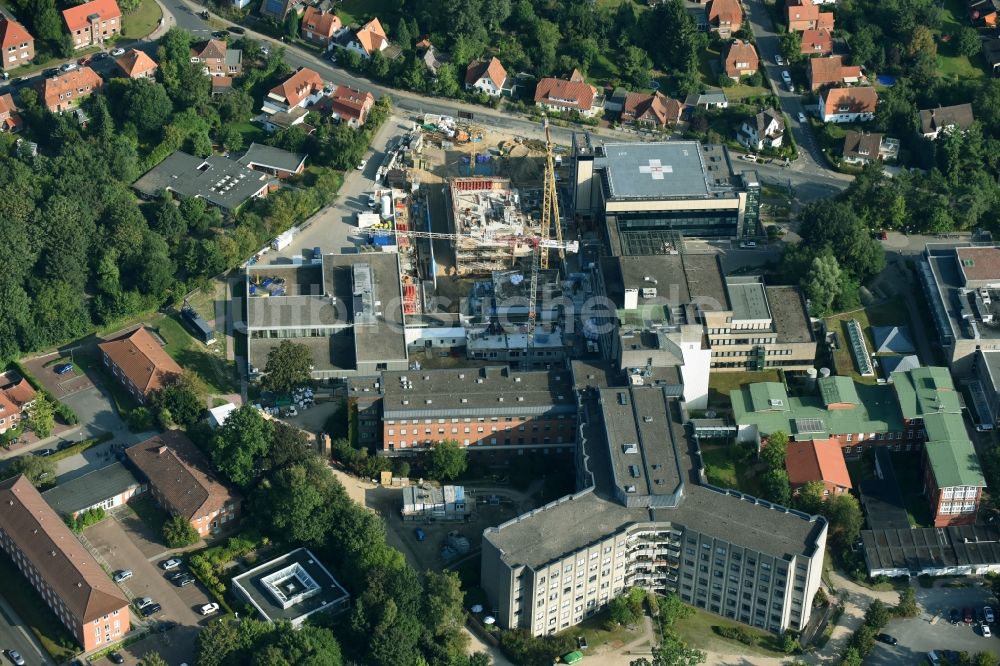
xmin=0 ymin=594 xmax=52 ymax=666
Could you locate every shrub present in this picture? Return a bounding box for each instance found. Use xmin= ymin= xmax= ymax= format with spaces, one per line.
xmin=714 ymin=625 xmax=759 ymax=646
xmin=162 ymin=515 xmax=199 ymax=548
xmin=127 ymin=406 xmax=156 ymax=432
xmin=66 ymin=506 xmax=107 ymax=532
xmin=55 ymin=402 xmax=79 ymax=425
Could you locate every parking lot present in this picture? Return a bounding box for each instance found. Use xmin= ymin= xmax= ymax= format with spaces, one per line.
xmin=84 ymin=517 xmax=214 ymax=634
xmin=20 ymin=351 xmax=96 ymax=400
xmin=866 ymin=583 xmax=998 ymax=665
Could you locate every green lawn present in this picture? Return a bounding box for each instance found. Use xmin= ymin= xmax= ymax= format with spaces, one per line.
xmin=700 ymin=443 xmax=763 ymax=496
xmin=725 ymin=83 xmax=771 ymax=101
xmin=555 ymin=610 xmax=644 ymax=653
xmin=672 ymin=605 xmax=786 ymax=657
xmin=151 ymin=312 xmax=238 ymax=395
xmin=824 ymin=297 xmax=912 ymax=384
xmin=231 ymin=121 xmax=268 ymax=147
xmin=697 ymin=47 xmax=720 ymax=85
xmin=937 ymin=52 xmax=985 ymax=79
xmin=0 ymin=551 xmax=79 ymax=661
xmin=336 ymin=0 xmax=400 ymax=26
xmin=120 ymin=0 xmax=162 ymax=40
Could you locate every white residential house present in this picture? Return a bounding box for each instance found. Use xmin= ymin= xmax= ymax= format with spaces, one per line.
xmin=820 ymin=87 xmax=877 ymax=124
xmin=464 ymin=57 xmax=508 ymax=97
xmin=738 ymin=109 xmax=784 ymax=150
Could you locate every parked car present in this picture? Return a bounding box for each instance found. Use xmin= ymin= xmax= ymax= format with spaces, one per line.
xmin=174 ymin=574 xmax=195 ymax=587
xmin=965 ymin=607 xmax=974 ymax=624
xmin=161 ymin=558 xmax=182 ymax=570
xmin=414 ymin=528 xmax=426 ymax=542
xmin=110 ymin=47 xmax=125 ymax=57
xmin=798 ymin=112 xmax=807 ymax=123
xmin=211 ymin=30 xmax=229 ymax=39
xmin=167 ymin=570 xmax=187 ymax=581
xmin=54 ymin=363 xmax=73 ymax=375
xmin=141 ymin=603 xmax=162 ymax=617
xmin=43 ymin=68 xmax=59 ymax=77
xmin=229 ymin=25 xmax=245 ymax=34
xmin=112 ymin=569 xmax=133 ymax=583
xmin=781 ymin=70 xmax=792 ymax=85
xmin=356 ymin=159 xmax=367 ymax=170
xmin=197 ymin=10 xmax=209 ymax=19
xmin=985 ymin=606 xmax=995 ymax=623
xmin=950 ymin=608 xmax=962 ymax=624
xmin=108 ymin=651 xmax=125 ymax=664
xmin=740 ymin=241 xmax=757 ymax=249
xmin=35 ymin=448 xmax=54 ymax=457
xmin=60 ymin=62 xmax=78 ymax=72
xmin=135 ymin=596 xmax=153 ymax=609
xmin=200 ymin=602 xmax=220 ymax=615
xmin=5 ymin=650 xmax=25 ymax=666
xmin=774 ymin=54 xmax=787 ymax=66
xmin=875 ymin=633 xmax=898 ymax=645
xmin=976 ymin=608 xmax=985 ymax=624
xmin=984 ymin=624 xmax=993 ymax=638
xmin=91 ymin=51 xmax=107 ymax=61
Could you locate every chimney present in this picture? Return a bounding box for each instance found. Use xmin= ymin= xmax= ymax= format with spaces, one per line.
xmin=157 ymin=445 xmax=168 ymax=455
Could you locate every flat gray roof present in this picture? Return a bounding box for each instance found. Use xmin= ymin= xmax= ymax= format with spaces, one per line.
xmin=133 ymin=151 xmax=268 ymax=210
xmin=42 ymin=463 xmax=139 ymax=516
xmin=601 ymin=254 xmax=729 ymax=313
xmin=766 ymin=286 xmax=814 ymax=343
xmin=323 ymin=253 xmax=407 ymax=363
xmin=231 ymin=548 xmax=349 ymax=623
xmin=249 ymin=333 xmax=354 ymax=374
xmin=862 ymin=525 xmax=1000 ymax=574
xmin=382 ymin=366 xmax=575 ymax=419
xmin=598 ymin=142 xmax=714 ymax=200
xmin=726 ymin=277 xmax=770 ymax=321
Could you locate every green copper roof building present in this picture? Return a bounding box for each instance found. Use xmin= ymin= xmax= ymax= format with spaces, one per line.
xmin=891 ymin=366 xmax=961 ymax=419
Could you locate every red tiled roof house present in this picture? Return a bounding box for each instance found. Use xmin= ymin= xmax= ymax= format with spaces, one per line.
xmin=63 ymin=0 xmax=121 ymax=49
xmin=190 ymin=39 xmax=242 ymax=77
xmin=534 ymin=70 xmax=599 ymax=117
xmin=300 ymin=6 xmax=343 ymax=46
xmin=0 ymin=475 xmax=131 ymax=651
xmin=621 ymin=91 xmax=684 ymax=128
xmin=723 ymin=40 xmax=759 ymax=78
xmin=0 ymin=376 xmax=35 ymax=434
xmin=820 ymin=86 xmax=877 ymax=123
xmin=0 ymin=93 xmax=22 ymax=132
xmin=42 ymin=67 xmax=102 ymax=113
xmin=465 ymin=57 xmax=508 ymax=97
xmin=347 ymin=17 xmax=389 ymax=59
xmin=708 ymin=0 xmax=743 ymax=37
xmin=261 ymin=67 xmax=325 ymax=115
xmin=786 ymin=438 xmax=852 ymax=496
xmin=0 ymin=17 xmax=34 ymax=71
xmin=787 ymin=0 xmax=834 ymax=32
xmin=800 ymin=28 xmax=833 ymax=57
xmin=115 ymin=48 xmax=157 ymax=79
xmin=97 ymin=326 xmax=182 ymax=405
xmin=808 ymin=56 xmax=863 ymax=92
xmin=125 ymin=431 xmax=241 ymax=537
xmin=322 ymin=85 xmax=375 ymax=128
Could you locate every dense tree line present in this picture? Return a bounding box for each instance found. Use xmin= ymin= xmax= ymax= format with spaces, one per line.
xmin=191 ymin=407 xmax=472 ymax=666
xmin=334 ymin=0 xmax=705 ymax=99
xmin=0 ymin=28 xmax=361 ymax=364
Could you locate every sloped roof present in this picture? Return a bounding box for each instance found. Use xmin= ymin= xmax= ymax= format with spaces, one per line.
xmin=872 ymin=326 xmax=916 ymax=354
xmin=353 ymin=17 xmax=388 ymax=55
xmin=116 ymin=49 xmax=157 ymax=78
xmin=724 ymin=40 xmax=759 ymax=71
xmin=622 ymin=91 xmax=684 ymax=126
xmin=891 ymin=366 xmax=961 ymax=419
xmin=842 ymin=130 xmax=883 ymax=160
xmin=0 ymin=17 xmax=32 ymax=49
xmin=42 ymin=67 xmax=102 ymax=109
xmin=810 ymin=56 xmax=863 ymax=89
xmin=925 ymin=438 xmax=986 ymax=489
xmin=1 ymin=377 xmax=35 ymax=409
xmin=63 ymin=0 xmax=120 ymax=32
xmin=709 ymin=0 xmax=743 ymax=24
xmin=801 ymin=28 xmax=833 ymax=55
xmin=322 ymin=85 xmax=373 ymax=121
xmin=818 ymin=375 xmax=861 ymax=406
xmin=751 ymin=108 xmax=784 ymax=136
xmin=193 ymin=39 xmax=227 ymax=60
xmin=301 ymin=5 xmax=342 ymax=38
xmin=534 ymin=76 xmax=596 ymax=111
xmin=465 ymin=57 xmax=507 ymax=89
xmin=269 ymin=67 xmax=324 ymax=106
xmin=747 ymin=382 xmax=790 ymax=412
xmin=823 ymin=87 xmax=877 ymax=116
xmin=881 ymin=354 xmax=920 ymax=377
xmin=0 ymin=475 xmax=129 ymax=623
xmin=97 ymin=326 xmax=182 ymax=396
xmin=923 ymin=411 xmax=969 ymax=443
xmin=786 ymin=438 xmax=852 ymax=489
xmin=919 ymin=103 xmax=975 ymax=135
xmin=125 ymin=431 xmax=241 ymax=521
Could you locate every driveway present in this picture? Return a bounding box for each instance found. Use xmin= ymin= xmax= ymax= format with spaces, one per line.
xmin=0 ymin=594 xmax=53 ymax=666
xmin=83 ymin=518 xmax=213 ymax=632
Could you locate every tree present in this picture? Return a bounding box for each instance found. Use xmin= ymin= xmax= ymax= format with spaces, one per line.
xmin=26 ymin=394 xmax=56 ymax=438
xmin=825 ymin=493 xmax=864 ymax=548
xmin=864 ymin=599 xmax=891 ymax=630
xmin=621 ymin=45 xmax=652 ymax=88
xmin=284 ymin=11 xmax=300 ymax=39
xmin=469 ymin=653 xmax=491 ymax=666
xmin=253 ymin=459 xmax=338 ymax=545
xmin=907 ymin=25 xmax=936 ymax=60
xmin=760 ymin=431 xmax=788 ymax=470
xmin=427 ymin=440 xmax=467 ymax=481
xmin=260 ymin=340 xmax=312 ymax=395
xmin=803 ymin=253 xmax=843 ymax=316
xmin=4 ymin=454 xmax=56 ymax=487
xmin=149 ymin=371 xmax=206 ymax=428
xmin=139 ymin=653 xmax=169 ymax=666
xmin=209 ymin=405 xmax=274 ymax=487
xmin=762 ymin=468 xmax=791 ymax=506
xmin=650 ymin=632 xmax=706 ymax=666
xmin=218 ymin=125 xmax=244 ymax=153
xmin=895 ymin=587 xmax=918 ymax=618
xmin=162 ymin=515 xmax=199 ymax=547
xmin=957 ymin=27 xmax=982 ymax=57
xmin=609 ymin=594 xmax=641 ymax=627
xmin=795 ymin=480 xmax=827 ymax=515
xmin=122 ymin=80 xmax=173 ymax=133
